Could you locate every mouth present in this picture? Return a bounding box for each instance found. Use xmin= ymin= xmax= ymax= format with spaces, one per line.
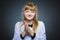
xmin=28 ymin=15 xmax=32 ymax=18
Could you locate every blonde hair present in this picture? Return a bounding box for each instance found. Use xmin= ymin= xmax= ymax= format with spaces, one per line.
xmin=21 ymin=2 xmax=38 ymax=31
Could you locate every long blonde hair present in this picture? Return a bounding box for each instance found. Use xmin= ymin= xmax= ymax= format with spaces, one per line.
xmin=21 ymin=2 xmax=38 ymax=31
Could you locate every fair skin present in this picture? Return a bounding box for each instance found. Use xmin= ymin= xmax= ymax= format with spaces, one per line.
xmin=21 ymin=9 xmax=36 ymax=37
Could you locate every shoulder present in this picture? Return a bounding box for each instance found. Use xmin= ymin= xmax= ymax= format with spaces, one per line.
xmin=38 ymin=21 xmax=45 ymax=26
xmin=15 ymin=21 xmax=25 ymax=33
xmin=35 ymin=21 xmax=46 ymax=33
xmin=15 ymin=21 xmax=23 ymax=28
xmin=15 ymin=21 xmax=23 ymax=26
xmin=37 ymin=21 xmax=45 ymax=30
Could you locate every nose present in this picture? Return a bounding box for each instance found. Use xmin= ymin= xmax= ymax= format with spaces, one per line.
xmin=28 ymin=12 xmax=32 ymax=16
xmin=28 ymin=13 xmax=32 ymax=16
xmin=28 ymin=11 xmax=32 ymax=15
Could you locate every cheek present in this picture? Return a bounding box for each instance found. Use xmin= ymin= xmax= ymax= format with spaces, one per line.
xmin=24 ymin=13 xmax=28 ymax=16
xmin=32 ymin=13 xmax=36 ymax=17
xmin=25 ymin=13 xmax=28 ymax=16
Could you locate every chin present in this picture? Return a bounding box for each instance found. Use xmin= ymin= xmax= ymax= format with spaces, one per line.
xmin=27 ymin=18 xmax=33 ymax=21
xmin=28 ymin=19 xmax=32 ymax=20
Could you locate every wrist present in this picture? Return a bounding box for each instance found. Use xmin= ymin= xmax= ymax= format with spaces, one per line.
xmin=22 ymin=31 xmax=26 ymax=37
xmin=20 ymin=31 xmax=26 ymax=39
xmin=31 ymin=33 xmax=36 ymax=39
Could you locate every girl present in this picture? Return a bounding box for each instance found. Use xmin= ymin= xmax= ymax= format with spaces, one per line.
xmin=12 ymin=2 xmax=46 ymax=40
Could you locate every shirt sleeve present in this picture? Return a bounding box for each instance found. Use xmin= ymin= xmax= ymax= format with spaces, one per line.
xmin=12 ymin=22 xmax=22 ymax=40
xmin=34 ymin=21 xmax=47 ymax=40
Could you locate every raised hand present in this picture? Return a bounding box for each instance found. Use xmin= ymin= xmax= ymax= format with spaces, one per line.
xmin=23 ymin=20 xmax=35 ymax=36
xmin=23 ymin=20 xmax=29 ymax=32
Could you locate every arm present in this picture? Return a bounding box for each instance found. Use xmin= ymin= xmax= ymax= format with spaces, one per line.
xmin=12 ymin=22 xmax=23 ymax=40
xmin=39 ymin=21 xmax=46 ymax=40
xmin=34 ymin=21 xmax=47 ymax=40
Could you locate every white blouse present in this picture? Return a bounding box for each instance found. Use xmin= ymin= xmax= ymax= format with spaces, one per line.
xmin=12 ymin=21 xmax=47 ymax=40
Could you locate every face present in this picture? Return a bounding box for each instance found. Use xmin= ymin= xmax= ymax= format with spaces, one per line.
xmin=23 ymin=10 xmax=36 ymax=21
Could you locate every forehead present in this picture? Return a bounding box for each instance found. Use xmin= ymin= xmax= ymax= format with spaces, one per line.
xmin=24 ymin=5 xmax=36 ymax=11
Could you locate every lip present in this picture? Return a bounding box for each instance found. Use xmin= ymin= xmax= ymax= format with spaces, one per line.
xmin=28 ymin=16 xmax=32 ymax=18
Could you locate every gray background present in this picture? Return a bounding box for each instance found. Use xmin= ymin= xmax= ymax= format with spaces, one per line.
xmin=1 ymin=0 xmax=60 ymax=40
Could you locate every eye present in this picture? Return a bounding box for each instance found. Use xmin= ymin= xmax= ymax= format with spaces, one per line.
xmin=31 ymin=11 xmax=35 ymax=13
xmin=25 ymin=10 xmax=29 ymax=13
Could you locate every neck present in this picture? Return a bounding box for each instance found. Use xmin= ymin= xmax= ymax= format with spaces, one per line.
xmin=25 ymin=20 xmax=33 ymax=25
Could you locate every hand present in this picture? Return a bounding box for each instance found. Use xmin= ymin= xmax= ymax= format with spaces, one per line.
xmin=23 ymin=20 xmax=35 ymax=36
xmin=23 ymin=20 xmax=29 ymax=32
xmin=21 ymin=20 xmax=28 ymax=37
xmin=28 ymin=27 xmax=34 ymax=36
xmin=21 ymin=31 xmax=26 ymax=37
